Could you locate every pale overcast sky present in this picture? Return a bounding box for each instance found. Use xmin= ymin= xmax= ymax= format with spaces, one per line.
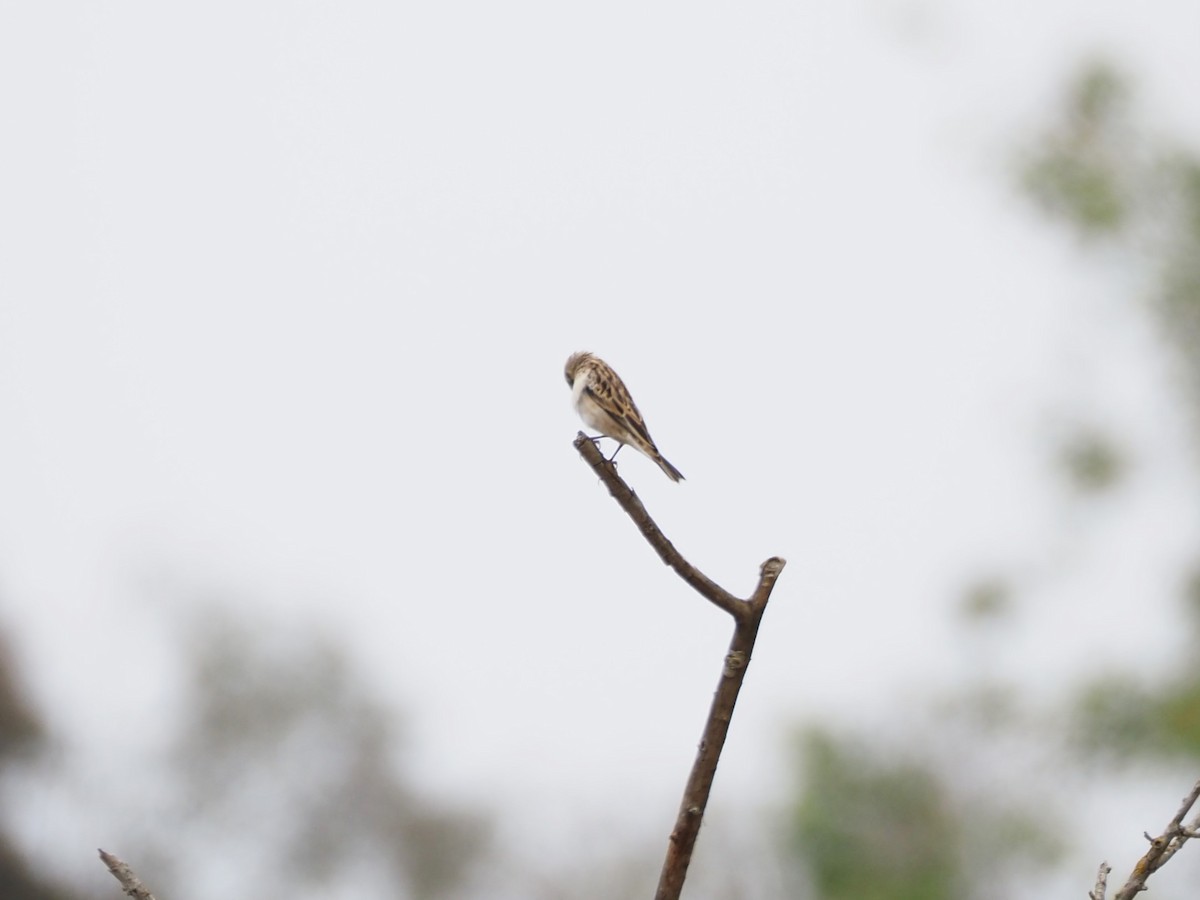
xmin=3 ymin=0 xmax=1200 ymax=890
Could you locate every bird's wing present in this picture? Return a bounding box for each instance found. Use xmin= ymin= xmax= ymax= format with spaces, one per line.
xmin=584 ymin=367 xmax=657 ymax=450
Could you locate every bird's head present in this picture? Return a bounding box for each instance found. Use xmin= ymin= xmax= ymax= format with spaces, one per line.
xmin=564 ymin=351 xmax=595 ymax=387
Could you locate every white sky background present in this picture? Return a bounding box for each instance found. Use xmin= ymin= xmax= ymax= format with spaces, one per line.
xmin=4 ymin=0 xmax=1200 ymax=889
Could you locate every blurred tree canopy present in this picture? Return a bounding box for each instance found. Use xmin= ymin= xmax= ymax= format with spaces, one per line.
xmin=1020 ymin=60 xmax=1200 ymax=766
xmin=784 ymin=57 xmax=1200 ymax=900
xmin=0 ymin=605 xmax=489 ymax=900
xmin=789 ymin=729 xmax=966 ymax=900
xmin=0 ymin=631 xmax=79 ymax=900
xmin=147 ymin=608 xmax=491 ymax=900
xmin=1023 ymin=60 xmax=1200 ymax=427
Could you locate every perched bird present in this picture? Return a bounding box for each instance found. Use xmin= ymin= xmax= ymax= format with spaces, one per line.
xmin=565 ymin=351 xmax=684 ymax=482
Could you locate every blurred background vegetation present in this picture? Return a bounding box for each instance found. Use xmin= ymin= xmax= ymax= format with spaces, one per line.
xmin=3 ymin=51 xmax=1200 ymax=900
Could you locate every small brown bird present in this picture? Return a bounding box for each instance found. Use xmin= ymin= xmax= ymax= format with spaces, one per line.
xmin=564 ymin=351 xmax=684 ymax=482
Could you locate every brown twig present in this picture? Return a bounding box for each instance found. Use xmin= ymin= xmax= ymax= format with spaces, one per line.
xmin=1089 ymin=861 xmax=1111 ymax=900
xmin=98 ymin=849 xmax=158 ymax=900
xmin=1107 ymin=779 xmax=1200 ymax=900
xmin=573 ymin=433 xmax=786 ymax=900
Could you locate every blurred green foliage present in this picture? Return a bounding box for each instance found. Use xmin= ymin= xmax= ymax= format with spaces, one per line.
xmin=1073 ymin=675 xmax=1200 ymax=763
xmin=1073 ymin=570 xmax=1200 ymax=763
xmin=786 ymin=727 xmax=1060 ymax=900
xmin=0 ymin=607 xmax=491 ymax=900
xmin=1022 ymin=61 xmax=1200 ymax=431
xmin=959 ymin=576 xmax=1013 ymax=622
xmin=0 ymin=630 xmax=81 ymax=900
xmin=1021 ymin=62 xmax=1131 ymax=236
xmin=0 ymin=635 xmax=40 ymax=761
xmin=1157 ymin=155 xmax=1200 ymax=403
xmin=1022 ymin=59 xmax=1200 ymax=775
xmin=159 ymin=608 xmax=491 ymax=900
xmin=1059 ymin=428 xmax=1125 ymax=494
xmin=790 ymin=729 xmax=965 ymax=900
xmin=784 ymin=55 xmax=1200 ymax=900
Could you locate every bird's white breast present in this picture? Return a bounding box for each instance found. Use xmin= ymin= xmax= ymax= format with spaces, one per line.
xmin=571 ymin=370 xmax=617 ymax=437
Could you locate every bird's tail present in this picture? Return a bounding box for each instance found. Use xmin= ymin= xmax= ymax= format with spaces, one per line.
xmin=655 ymin=453 xmax=685 ymax=482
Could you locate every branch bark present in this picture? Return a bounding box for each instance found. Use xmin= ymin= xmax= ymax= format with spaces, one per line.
xmin=98 ymin=849 xmax=158 ymax=900
xmin=572 ymin=433 xmax=786 ymax=900
xmin=1096 ymin=779 xmax=1200 ymax=900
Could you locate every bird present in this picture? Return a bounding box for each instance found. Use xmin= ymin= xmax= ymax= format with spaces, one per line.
xmin=564 ymin=351 xmax=684 ymax=482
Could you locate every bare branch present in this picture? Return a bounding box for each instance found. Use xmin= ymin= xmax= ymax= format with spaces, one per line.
xmin=573 ymin=434 xmax=748 ymax=620
xmin=98 ymin=849 xmax=158 ymax=900
xmin=1089 ymin=861 xmax=1111 ymax=900
xmin=572 ymin=433 xmax=786 ymax=900
xmin=1111 ymin=779 xmax=1200 ymax=900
